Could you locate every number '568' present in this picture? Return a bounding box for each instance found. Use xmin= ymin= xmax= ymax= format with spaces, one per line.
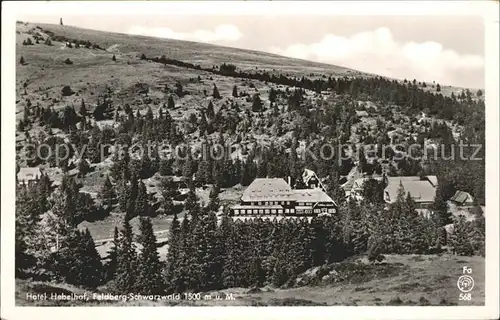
xmin=459 ymin=293 xmax=472 ymax=301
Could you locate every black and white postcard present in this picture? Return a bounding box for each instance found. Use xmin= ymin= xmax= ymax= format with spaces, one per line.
xmin=1 ymin=1 xmax=499 ymax=319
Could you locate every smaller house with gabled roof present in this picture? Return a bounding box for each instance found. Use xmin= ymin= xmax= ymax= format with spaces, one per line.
xmin=17 ymin=167 xmax=42 ymax=186
xmin=449 ymin=190 xmax=474 ymax=207
xmin=302 ymin=168 xmax=326 ymax=191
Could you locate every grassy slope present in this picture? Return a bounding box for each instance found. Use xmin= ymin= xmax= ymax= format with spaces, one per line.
xmin=21 ymin=22 xmax=363 ymax=76
xmin=15 ymin=21 xmax=475 ymax=125
xmin=16 ymin=254 xmax=484 ymax=306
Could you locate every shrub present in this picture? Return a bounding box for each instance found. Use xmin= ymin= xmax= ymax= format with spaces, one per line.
xmin=64 ymin=58 xmax=73 ymax=65
xmin=61 ymin=85 xmax=74 ymax=96
xmin=418 ymin=297 xmax=430 ymax=306
xmin=367 ymin=236 xmax=385 ymax=264
xmin=20 ymin=56 xmax=26 ymax=65
xmin=389 ymin=297 xmax=403 ymax=305
xmin=22 ymin=37 xmax=33 ymax=46
xmin=44 ymin=38 xmax=53 ymax=46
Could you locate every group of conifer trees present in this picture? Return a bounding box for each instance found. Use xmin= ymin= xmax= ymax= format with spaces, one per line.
xmin=16 ymin=170 xmax=485 ymax=293
xmin=106 ymin=183 xmax=484 ymax=294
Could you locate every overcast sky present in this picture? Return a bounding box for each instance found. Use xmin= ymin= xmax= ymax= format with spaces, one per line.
xmin=18 ymin=14 xmax=485 ymax=88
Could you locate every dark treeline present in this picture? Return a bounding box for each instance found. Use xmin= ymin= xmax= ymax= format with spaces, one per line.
xmin=20 ymin=90 xmax=485 ymax=207
xmin=38 ymin=27 xmax=105 ymax=50
xmin=147 ymin=56 xmax=484 ymax=125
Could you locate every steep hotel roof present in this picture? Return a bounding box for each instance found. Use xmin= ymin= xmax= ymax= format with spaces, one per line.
xmin=241 ymin=178 xmax=294 ymax=202
xmin=293 ymin=188 xmax=336 ymax=205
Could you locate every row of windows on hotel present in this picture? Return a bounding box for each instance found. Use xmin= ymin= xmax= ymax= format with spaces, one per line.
xmin=233 ymin=208 xmax=336 ymax=216
xmin=246 ymin=201 xmax=317 ymax=206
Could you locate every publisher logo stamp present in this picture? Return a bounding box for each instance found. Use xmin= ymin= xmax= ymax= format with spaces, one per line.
xmin=457 ymin=275 xmax=474 ymax=293
xmin=457 ymin=266 xmax=474 ymax=302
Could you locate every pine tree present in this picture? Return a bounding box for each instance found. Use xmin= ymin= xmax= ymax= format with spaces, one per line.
xmin=50 ymin=183 xmax=79 ymax=236
xmin=100 ymin=175 xmax=115 ymax=210
xmin=432 ymin=186 xmax=451 ymax=226
xmin=167 ymin=95 xmax=175 ymax=109
xmin=115 ymin=218 xmax=137 ymax=293
xmin=367 ymin=235 xmax=385 ymax=264
xmin=208 ymin=184 xmax=220 ymax=212
xmin=136 ymin=217 xmax=163 ymax=294
xmin=212 ymin=84 xmax=221 ymax=99
xmin=196 ymin=158 xmax=212 ymax=185
xmin=199 ymin=111 xmax=208 ymax=135
xmin=185 ymin=181 xmax=200 ymax=220
xmin=358 ymin=146 xmax=369 ymax=173
xmin=57 ymin=229 xmax=103 ymax=289
xmin=251 ymin=94 xmax=263 ymax=112
xmin=271 ymin=253 xmax=289 ymax=287
xmin=15 ymin=185 xmax=44 ymax=276
xmin=470 ymin=204 xmax=485 ymax=256
xmin=361 ymin=178 xmax=384 ymax=204
xmin=145 ymin=106 xmax=154 ymax=121
xmin=288 ymin=140 xmax=299 ymax=179
xmin=248 ymin=256 xmax=265 ymax=288
xmin=20 ymin=56 xmax=26 ymax=65
xmin=112 ymin=54 xmax=116 ymax=61
xmin=181 ymin=156 xmax=193 ymax=179
xmin=164 ymin=213 xmax=180 ymax=292
xmin=173 ymin=214 xmax=191 ymax=292
xmin=160 ymin=177 xmax=176 ymax=215
xmin=232 ymin=85 xmax=238 ymax=97
xmin=294 ymin=174 xmax=307 ymax=189
xmin=125 ymin=175 xmax=139 ymax=219
xmin=175 ymin=82 xmax=184 ymax=97
xmin=197 ymin=212 xmax=220 ymax=290
xmin=325 ymin=166 xmax=345 ymax=205
xmin=77 ymin=158 xmax=90 ymax=177
xmin=221 ymin=217 xmax=238 ymax=288
xmin=269 ymin=87 xmax=277 ymax=103
xmin=135 ymin=180 xmax=150 ymax=216
xmin=80 ymin=229 xmax=104 ymax=287
xmin=449 ymin=215 xmax=474 ymax=256
xmin=116 ymin=177 xmax=131 ymax=213
xmin=206 ymin=101 xmax=215 ymax=120
xmin=240 ymin=160 xmax=256 ymax=186
xmin=105 ymin=226 xmax=120 ymax=281
xmin=307 ymin=217 xmax=326 ymax=266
